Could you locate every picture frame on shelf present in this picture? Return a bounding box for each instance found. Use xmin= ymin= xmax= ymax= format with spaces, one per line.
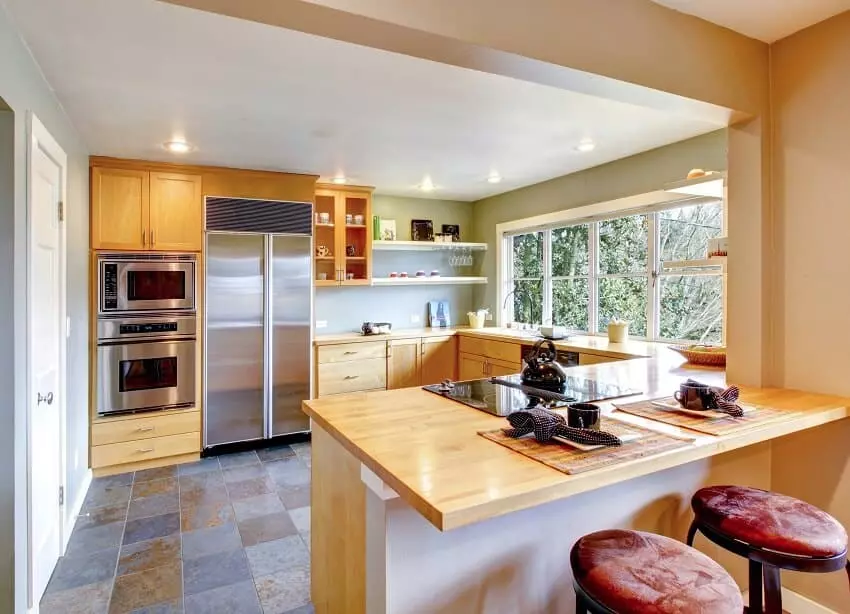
xmin=379 ymin=219 xmax=397 ymax=241
xmin=411 ymin=219 xmax=434 ymax=242
xmin=428 ymin=300 xmax=452 ymax=328
xmin=441 ymin=224 xmax=460 ymax=242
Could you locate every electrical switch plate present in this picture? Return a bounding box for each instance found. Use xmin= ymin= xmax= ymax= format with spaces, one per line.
xmin=315 ymin=320 xmax=328 ymax=329
xmin=410 ymin=314 xmax=421 ymax=324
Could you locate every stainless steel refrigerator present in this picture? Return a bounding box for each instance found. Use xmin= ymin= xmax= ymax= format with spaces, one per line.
xmin=203 ymin=197 xmax=313 ymax=448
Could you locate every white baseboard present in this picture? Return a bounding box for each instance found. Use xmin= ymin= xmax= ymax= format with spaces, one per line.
xmin=63 ymin=469 xmax=92 ymax=552
xmin=742 ymin=588 xmax=838 ymax=614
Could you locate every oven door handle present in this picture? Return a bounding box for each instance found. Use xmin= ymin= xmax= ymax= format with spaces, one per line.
xmin=97 ymin=335 xmax=197 ymax=346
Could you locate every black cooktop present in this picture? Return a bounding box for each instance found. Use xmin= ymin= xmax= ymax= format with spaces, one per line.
xmin=422 ymin=374 xmax=640 ymax=417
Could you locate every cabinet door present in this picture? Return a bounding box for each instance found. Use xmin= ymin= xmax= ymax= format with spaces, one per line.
xmin=458 ymin=352 xmax=486 ymax=380
xmin=148 ymin=172 xmax=203 ymax=251
xmin=387 ymin=338 xmax=421 ymax=389
xmin=421 ymin=336 xmax=457 ymax=385
xmin=91 ymin=167 xmax=148 ymax=250
xmin=488 ymin=360 xmax=522 ymax=377
xmin=340 ymin=191 xmax=372 ymax=286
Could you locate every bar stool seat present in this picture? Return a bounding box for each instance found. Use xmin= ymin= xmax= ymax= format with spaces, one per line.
xmin=692 ymin=485 xmax=847 ymax=558
xmin=571 ymin=529 xmax=743 ymax=613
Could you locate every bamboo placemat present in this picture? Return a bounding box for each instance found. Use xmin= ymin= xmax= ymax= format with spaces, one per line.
xmin=613 ymin=397 xmax=795 ymax=436
xmin=478 ymin=419 xmax=694 ymax=475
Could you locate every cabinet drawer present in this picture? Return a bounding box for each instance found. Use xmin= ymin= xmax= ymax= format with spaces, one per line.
xmin=458 ymin=336 xmax=520 ymax=364
xmin=318 ymin=341 xmax=387 ymax=364
xmin=318 ymin=357 xmax=387 ymax=396
xmin=92 ymin=411 xmax=200 ymax=446
xmin=91 ymin=431 xmax=199 ymax=469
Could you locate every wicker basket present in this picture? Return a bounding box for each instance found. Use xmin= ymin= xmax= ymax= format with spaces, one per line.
xmin=670 ymin=345 xmax=727 ymax=366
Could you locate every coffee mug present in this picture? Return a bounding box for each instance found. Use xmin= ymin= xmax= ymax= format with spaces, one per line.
xmin=674 ymin=382 xmax=717 ymax=411
xmin=346 ymin=272 xmax=354 ymax=280
xmin=354 ymin=214 xmax=364 ymax=225
xmin=567 ymin=403 xmax=601 ymax=430
xmin=318 ymin=272 xmax=327 ymax=281
xmin=346 ymin=244 xmax=356 ymax=257
xmin=319 ymin=212 xmax=330 ymax=224
xmin=345 ymin=213 xmax=353 ymax=224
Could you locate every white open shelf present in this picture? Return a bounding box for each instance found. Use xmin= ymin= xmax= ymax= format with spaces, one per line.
xmin=372 ymin=240 xmax=487 ymax=251
xmin=371 ymin=276 xmax=488 ymax=286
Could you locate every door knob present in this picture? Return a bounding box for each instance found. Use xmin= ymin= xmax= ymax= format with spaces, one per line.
xmin=37 ymin=392 xmax=54 ymax=406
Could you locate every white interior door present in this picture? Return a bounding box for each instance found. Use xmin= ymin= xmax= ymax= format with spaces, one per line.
xmin=28 ymin=115 xmax=66 ymax=606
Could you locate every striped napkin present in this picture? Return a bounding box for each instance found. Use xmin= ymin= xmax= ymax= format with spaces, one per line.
xmin=685 ymin=379 xmax=744 ymax=417
xmin=504 ymin=408 xmax=622 ymax=447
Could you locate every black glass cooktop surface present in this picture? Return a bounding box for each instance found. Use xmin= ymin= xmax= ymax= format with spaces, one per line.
xmin=422 ymin=374 xmax=640 ymax=417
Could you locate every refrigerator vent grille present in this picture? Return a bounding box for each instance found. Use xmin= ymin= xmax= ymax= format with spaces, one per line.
xmin=205 ymin=197 xmax=313 ymax=235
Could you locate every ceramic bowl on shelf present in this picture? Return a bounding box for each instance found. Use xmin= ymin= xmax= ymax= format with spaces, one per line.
xmin=415 ymin=270 xmax=426 ymax=277
xmin=399 ymin=272 xmax=409 ymax=278
xmin=430 ymin=270 xmax=440 ymax=277
xmin=389 ymin=272 xmax=399 ymax=278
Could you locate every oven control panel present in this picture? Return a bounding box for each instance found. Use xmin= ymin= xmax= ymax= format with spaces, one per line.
xmin=102 ymin=263 xmax=118 ymax=310
xmin=119 ymin=322 xmax=179 ymax=335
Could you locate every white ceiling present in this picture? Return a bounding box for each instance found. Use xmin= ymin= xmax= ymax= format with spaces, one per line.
xmin=6 ymin=0 xmax=726 ymax=201
xmin=652 ymin=0 xmax=850 ymax=42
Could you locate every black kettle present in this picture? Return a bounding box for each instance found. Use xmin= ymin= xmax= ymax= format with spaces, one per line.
xmin=521 ymin=339 xmax=567 ymax=391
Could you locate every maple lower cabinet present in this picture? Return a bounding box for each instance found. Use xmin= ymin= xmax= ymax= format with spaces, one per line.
xmin=315 ymin=341 xmax=387 ymax=397
xmin=459 ymin=352 xmax=487 ymax=380
xmin=91 ymin=167 xmax=149 ymax=250
xmin=421 ymin=336 xmax=457 ymax=385
xmin=148 ymin=171 xmax=203 ymax=251
xmin=91 ymin=165 xmax=202 ymax=252
xmin=387 ymin=338 xmax=421 ymax=390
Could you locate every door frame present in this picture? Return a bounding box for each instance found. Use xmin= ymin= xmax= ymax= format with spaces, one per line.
xmin=26 ymin=112 xmax=68 ymax=608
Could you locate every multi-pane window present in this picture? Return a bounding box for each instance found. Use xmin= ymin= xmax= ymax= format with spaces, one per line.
xmin=504 ymin=200 xmax=724 ymax=344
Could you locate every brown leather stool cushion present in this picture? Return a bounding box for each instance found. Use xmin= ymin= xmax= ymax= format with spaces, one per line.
xmin=572 ymin=529 xmax=743 ymax=613
xmin=692 ymin=485 xmax=848 ymax=558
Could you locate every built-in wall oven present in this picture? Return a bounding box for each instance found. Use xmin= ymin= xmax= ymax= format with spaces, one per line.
xmin=98 ymin=253 xmax=196 ymax=315
xmin=96 ymin=315 xmax=196 ymax=416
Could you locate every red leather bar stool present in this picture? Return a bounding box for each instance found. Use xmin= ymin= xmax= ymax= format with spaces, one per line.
xmin=687 ymin=485 xmax=850 ymax=613
xmin=571 ymin=529 xmax=744 ymax=613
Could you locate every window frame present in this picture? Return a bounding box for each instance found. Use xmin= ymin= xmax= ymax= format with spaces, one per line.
xmin=499 ymin=191 xmax=726 ymax=345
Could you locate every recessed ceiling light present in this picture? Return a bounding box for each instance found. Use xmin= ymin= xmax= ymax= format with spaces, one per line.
xmin=575 ymin=139 xmax=596 ymax=153
xmin=420 ymin=176 xmax=435 ymax=192
xmin=487 ymin=171 xmax=502 ymax=184
xmin=331 ymin=175 xmax=347 ymax=185
xmin=163 ymin=140 xmax=193 ymax=154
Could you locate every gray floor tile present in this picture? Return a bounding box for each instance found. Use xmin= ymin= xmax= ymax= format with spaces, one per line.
xmin=40 ymin=580 xmax=112 ymax=614
xmin=257 ymin=445 xmax=296 ymax=463
xmin=217 ymin=450 xmax=260 ymax=469
xmin=245 ymin=535 xmax=309 ymax=578
xmin=123 ymin=513 xmax=180 ymax=546
xmin=110 ymin=562 xmax=182 ymax=613
xmin=134 ymin=465 xmax=177 ymax=483
xmin=180 ymin=501 xmax=234 ymax=531
xmin=265 ymin=458 xmax=310 ymax=488
xmin=182 ymin=522 xmax=242 ymax=560
xmin=179 ymin=486 xmax=230 ymax=509
xmin=277 ymin=484 xmax=310 ymax=510
xmin=85 ymin=483 xmax=132 ymax=509
xmin=177 ymin=457 xmax=220 ymax=476
xmin=67 ymin=521 xmax=125 ymax=556
xmin=222 ymin=463 xmax=267 ymax=484
xmin=288 ymin=507 xmax=310 ymax=534
xmin=128 ymin=599 xmax=183 ymax=613
xmin=75 ymin=502 xmax=128 ymax=531
xmin=301 ymin=531 xmax=311 ymax=552
xmin=255 ymin=564 xmax=311 ymax=614
xmin=183 ymin=548 xmax=251 ymax=596
xmin=93 ymin=473 xmax=135 ymax=488
xmin=45 ymin=547 xmax=118 ymax=593
xmin=179 ymin=471 xmax=225 ymax=493
xmin=127 ymin=493 xmax=179 ymax=521
xmin=232 ymin=493 xmax=284 ymax=522
xmin=118 ymin=534 xmax=181 ymax=576
xmin=183 ymin=580 xmax=261 ymax=614
xmin=226 ymin=476 xmax=274 ymax=501
xmin=237 ymin=511 xmax=298 ymax=547
xmin=132 ymin=477 xmax=177 ymax=500
xmin=284 ymin=605 xmax=314 ymax=614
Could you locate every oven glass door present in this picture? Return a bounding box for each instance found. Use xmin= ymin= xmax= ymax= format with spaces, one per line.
xmin=97 ymin=339 xmax=196 ymax=414
xmin=116 ymin=262 xmax=195 ymax=312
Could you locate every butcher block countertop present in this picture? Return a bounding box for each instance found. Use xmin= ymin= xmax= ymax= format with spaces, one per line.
xmin=302 ymin=348 xmax=850 ymax=532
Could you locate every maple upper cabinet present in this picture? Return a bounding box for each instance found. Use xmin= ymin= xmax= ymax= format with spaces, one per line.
xmin=421 ymin=336 xmax=457 ymax=385
xmin=91 ymin=165 xmax=203 ymax=252
xmin=91 ymin=167 xmax=148 ymax=250
xmin=148 ymin=171 xmax=203 ymax=251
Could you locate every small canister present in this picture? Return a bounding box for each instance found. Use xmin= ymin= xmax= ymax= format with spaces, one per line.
xmin=607 ymin=319 xmax=629 ymax=343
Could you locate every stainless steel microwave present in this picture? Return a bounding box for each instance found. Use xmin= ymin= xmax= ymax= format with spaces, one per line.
xmin=98 ymin=253 xmax=196 ymax=315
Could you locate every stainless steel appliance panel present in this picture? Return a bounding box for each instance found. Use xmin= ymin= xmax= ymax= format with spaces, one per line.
xmin=97 ymin=339 xmax=195 ymax=415
xmin=205 ymin=234 xmax=266 ymax=446
xmin=98 ymin=314 xmax=197 ymax=342
xmin=99 ymin=254 xmax=196 ymax=314
xmin=270 ymin=235 xmax=312 ymax=437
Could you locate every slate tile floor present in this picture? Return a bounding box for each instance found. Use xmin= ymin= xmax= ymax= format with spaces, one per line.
xmin=40 ymin=442 xmax=314 ymax=614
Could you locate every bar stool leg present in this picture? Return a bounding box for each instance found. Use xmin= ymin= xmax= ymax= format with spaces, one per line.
xmin=749 ymin=559 xmax=764 ymax=613
xmin=763 ymin=565 xmax=782 ymax=614
xmin=575 ymin=595 xmax=588 ymax=614
xmin=686 ymin=520 xmax=698 ymax=546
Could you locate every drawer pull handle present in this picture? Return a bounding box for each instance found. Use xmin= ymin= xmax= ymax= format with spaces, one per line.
xmin=137 ymin=426 xmax=155 ymax=432
xmin=343 ymin=351 xmax=357 ymax=355
xmin=138 ymin=447 xmax=155 ymax=453
xmin=344 ymin=375 xmax=359 ymax=380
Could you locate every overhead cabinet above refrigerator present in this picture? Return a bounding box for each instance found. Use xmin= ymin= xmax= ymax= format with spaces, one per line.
xmin=204 ymin=197 xmax=313 ymax=449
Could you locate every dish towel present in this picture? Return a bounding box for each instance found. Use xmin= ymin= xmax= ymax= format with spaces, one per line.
xmin=686 ymin=379 xmax=744 ymax=417
xmin=504 ymin=408 xmax=622 ymax=447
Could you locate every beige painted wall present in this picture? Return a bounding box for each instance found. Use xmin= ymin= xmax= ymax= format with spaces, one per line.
xmin=769 ymin=12 xmax=850 ymax=610
xmin=470 ymin=130 xmax=728 ymax=314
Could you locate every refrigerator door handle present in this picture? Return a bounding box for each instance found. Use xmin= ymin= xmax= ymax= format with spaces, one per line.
xmin=263 ymin=235 xmax=273 ymax=439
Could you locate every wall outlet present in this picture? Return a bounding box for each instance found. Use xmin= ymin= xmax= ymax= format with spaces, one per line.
xmin=485 ymin=312 xmax=493 ymax=321
xmin=315 ymin=320 xmax=328 ymax=329
xmin=410 ymin=314 xmax=421 ymax=324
